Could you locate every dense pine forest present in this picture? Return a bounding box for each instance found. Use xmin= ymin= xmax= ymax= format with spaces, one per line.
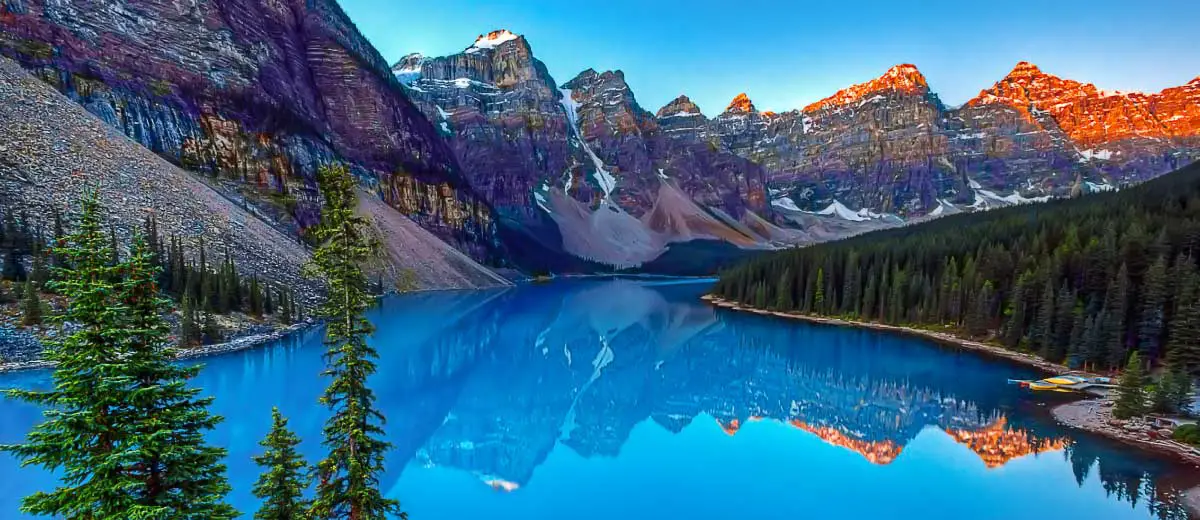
xmin=714 ymin=161 xmax=1200 ymax=377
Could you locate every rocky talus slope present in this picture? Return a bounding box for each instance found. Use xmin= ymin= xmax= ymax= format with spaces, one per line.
xmin=0 ymin=56 xmax=509 ymax=294
xmin=0 ymin=0 xmax=499 ymax=261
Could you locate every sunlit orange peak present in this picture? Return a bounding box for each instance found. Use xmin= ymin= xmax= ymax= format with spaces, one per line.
xmin=789 ymin=420 xmax=902 ymax=465
xmin=726 ymin=93 xmax=757 ymax=113
xmin=1009 ymin=61 xmax=1043 ymax=76
xmin=717 ymin=418 xmax=741 ymax=436
xmin=944 ymin=417 xmax=1068 ymax=469
xmin=803 ymin=63 xmax=928 ymax=112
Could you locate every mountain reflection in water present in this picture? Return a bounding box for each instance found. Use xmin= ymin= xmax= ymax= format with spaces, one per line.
xmin=0 ymin=279 xmax=1196 ymax=519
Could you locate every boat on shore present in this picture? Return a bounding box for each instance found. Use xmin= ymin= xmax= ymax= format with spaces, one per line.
xmin=1009 ymin=373 xmax=1116 ymax=395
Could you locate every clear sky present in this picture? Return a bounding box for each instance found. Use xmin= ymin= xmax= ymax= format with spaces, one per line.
xmin=342 ymin=0 xmax=1200 ymax=116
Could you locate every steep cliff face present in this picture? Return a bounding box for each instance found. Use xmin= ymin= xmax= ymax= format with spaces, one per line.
xmin=0 ymin=0 xmax=498 ymax=261
xmin=790 ymin=64 xmax=956 ymax=213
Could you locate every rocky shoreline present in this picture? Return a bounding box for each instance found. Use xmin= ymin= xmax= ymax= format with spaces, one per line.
xmin=0 ymin=320 xmax=318 ymax=374
xmin=1052 ymin=399 xmax=1200 ymax=465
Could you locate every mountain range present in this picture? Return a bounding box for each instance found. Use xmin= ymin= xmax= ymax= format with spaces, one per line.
xmin=394 ymin=29 xmax=1200 ymax=270
xmin=2 ymin=0 xmax=1199 ymax=274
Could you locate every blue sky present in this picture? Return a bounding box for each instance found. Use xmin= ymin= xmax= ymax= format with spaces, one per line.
xmin=344 ymin=0 xmax=1200 ymax=116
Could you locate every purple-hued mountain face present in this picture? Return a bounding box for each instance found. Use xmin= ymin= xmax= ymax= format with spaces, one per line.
xmin=397 ymin=30 xmax=777 ymax=269
xmin=0 ymin=0 xmax=498 ymax=261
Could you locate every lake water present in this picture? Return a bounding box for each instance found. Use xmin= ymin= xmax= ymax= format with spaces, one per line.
xmin=1 ymin=279 xmax=1198 ymax=519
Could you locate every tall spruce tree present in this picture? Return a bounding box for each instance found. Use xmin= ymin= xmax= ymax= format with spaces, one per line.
xmin=1138 ymin=255 xmax=1168 ymax=363
xmin=253 ymin=408 xmax=311 ymax=520
xmin=20 ymin=280 xmax=42 ymax=327
xmin=118 ymin=235 xmax=237 ymax=518
xmin=0 ymin=193 xmax=140 ymax=517
xmin=180 ymin=295 xmax=199 ymax=347
xmin=1113 ymin=352 xmax=1148 ymax=419
xmin=1104 ymin=264 xmax=1131 ymax=369
xmin=306 ymin=165 xmax=404 ymax=519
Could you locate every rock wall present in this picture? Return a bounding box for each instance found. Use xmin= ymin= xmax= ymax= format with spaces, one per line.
xmin=0 ymin=0 xmax=500 ymax=262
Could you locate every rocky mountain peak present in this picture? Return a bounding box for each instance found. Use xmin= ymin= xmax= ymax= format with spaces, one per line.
xmin=803 ymin=64 xmax=929 ymax=112
xmin=725 ymin=93 xmax=757 ymax=114
xmin=391 ymin=52 xmax=427 ymax=84
xmin=656 ymin=95 xmax=704 ymax=118
xmin=1008 ymin=61 xmax=1043 ymax=77
xmin=466 ymin=29 xmax=523 ymax=54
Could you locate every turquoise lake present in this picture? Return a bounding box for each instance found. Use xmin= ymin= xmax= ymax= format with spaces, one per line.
xmin=1 ymin=279 xmax=1198 ymax=519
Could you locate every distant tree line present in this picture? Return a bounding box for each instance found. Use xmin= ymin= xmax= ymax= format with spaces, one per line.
xmin=1 ymin=207 xmax=303 ymax=345
xmin=714 ymin=162 xmax=1200 ymax=384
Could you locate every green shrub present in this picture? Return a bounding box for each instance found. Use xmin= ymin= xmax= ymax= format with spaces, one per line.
xmin=1173 ymin=424 xmax=1200 ymax=446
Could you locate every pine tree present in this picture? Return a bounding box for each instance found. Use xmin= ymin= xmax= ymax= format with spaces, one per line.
xmin=775 ymin=268 xmax=794 ymax=311
xmin=20 ymin=280 xmax=41 ymax=327
xmin=253 ymin=408 xmax=311 ymax=520
xmin=306 ymin=165 xmax=404 ymax=519
xmin=1105 ymin=264 xmax=1131 ymax=369
xmin=1167 ymin=282 xmax=1200 ymax=376
xmin=278 ymin=289 xmax=293 ymax=325
xmin=1050 ymin=284 xmax=1075 ymax=362
xmin=813 ymin=268 xmax=825 ymax=313
xmin=249 ymin=276 xmax=264 ymax=318
xmin=1166 ymin=367 xmax=1194 ymax=414
xmin=118 ymin=235 xmax=238 ymax=518
xmin=965 ymin=281 xmax=993 ymax=337
xmin=203 ymin=309 xmax=222 ymax=345
xmin=1066 ymin=304 xmax=1086 ymax=369
xmin=1002 ymin=274 xmax=1029 ymax=348
xmin=1033 ymin=280 xmax=1055 ymax=357
xmin=0 ymin=193 xmax=140 ymax=517
xmin=1113 ymin=352 xmax=1148 ymax=419
xmin=180 ymin=296 xmax=199 ymax=347
xmin=1138 ymin=255 xmax=1169 ymax=363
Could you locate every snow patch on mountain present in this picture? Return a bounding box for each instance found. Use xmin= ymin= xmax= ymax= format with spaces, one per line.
xmin=559 ymin=87 xmax=616 ymax=198
xmin=771 ymin=196 xmax=801 ymax=212
xmin=1086 ymin=181 xmax=1117 ymax=193
xmin=815 ymin=200 xmax=870 ymax=222
xmin=1078 ymin=148 xmax=1114 ymax=161
xmin=466 ymin=30 xmax=520 ymax=54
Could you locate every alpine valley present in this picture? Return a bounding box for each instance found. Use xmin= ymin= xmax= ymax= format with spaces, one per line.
xmin=2 ymin=0 xmax=1199 ymax=275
